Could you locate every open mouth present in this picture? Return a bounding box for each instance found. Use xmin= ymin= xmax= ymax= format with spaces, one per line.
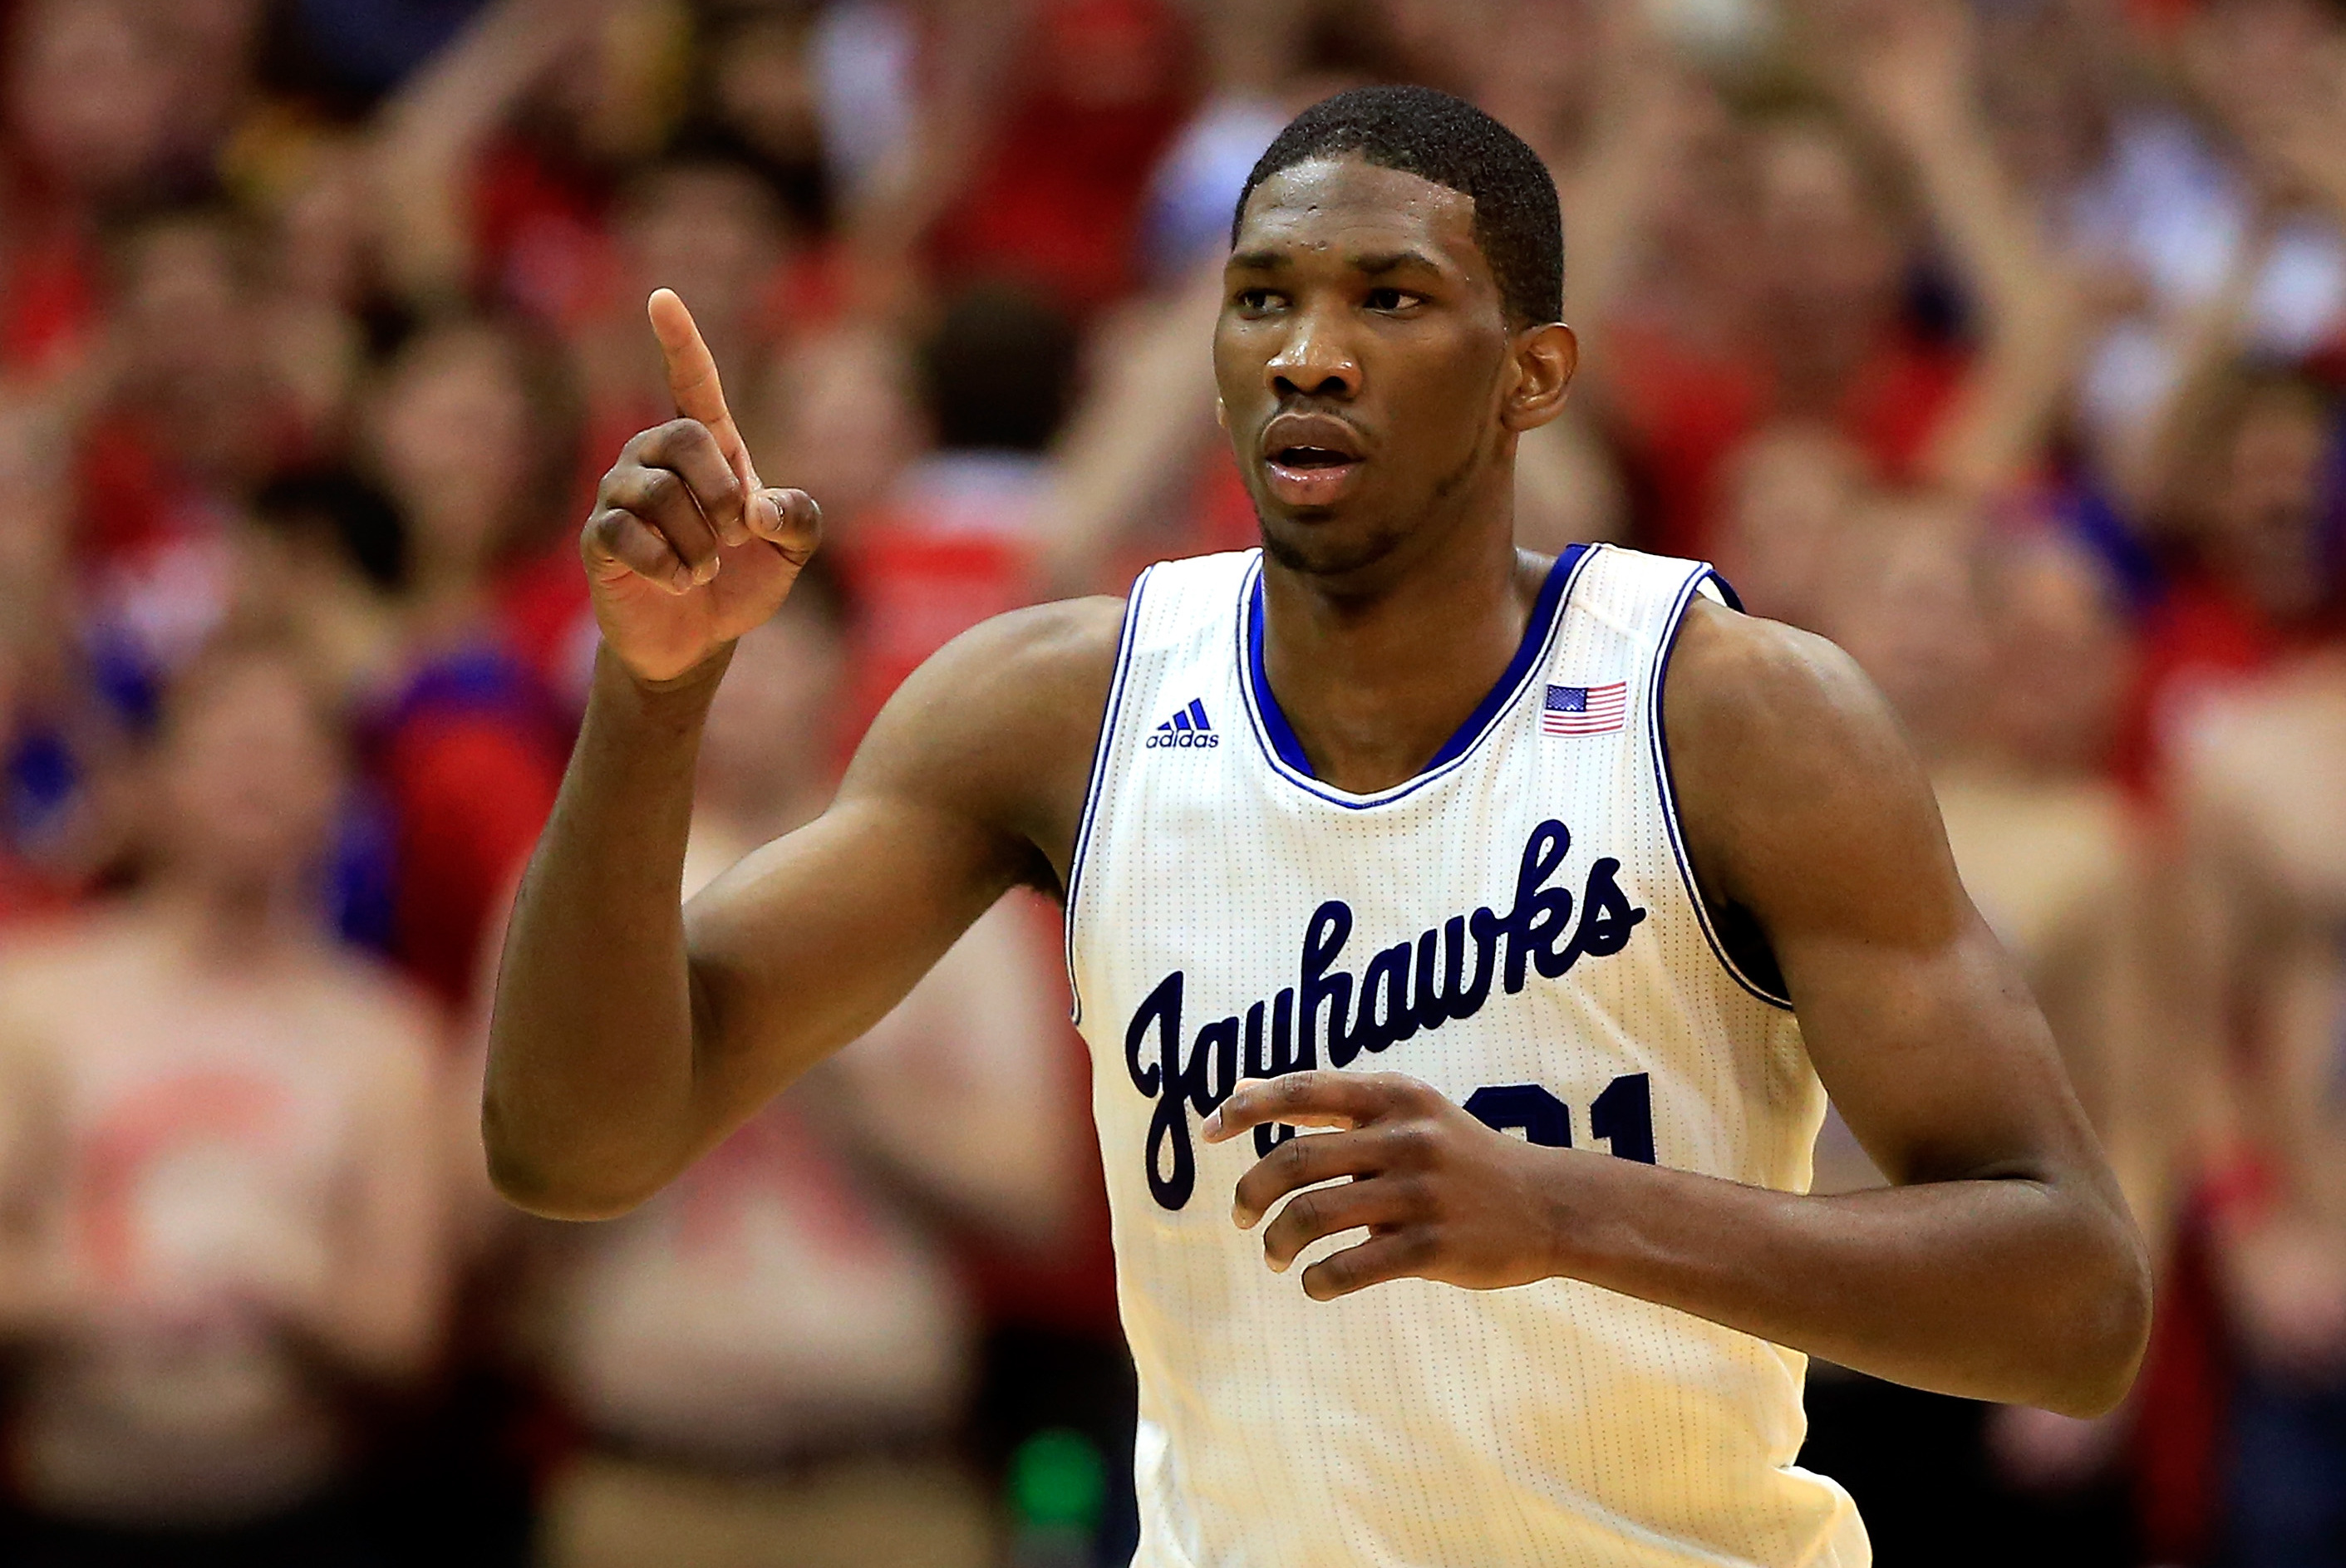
xmin=1273 ymin=445 xmax=1355 ymax=469
xmin=1261 ymin=415 xmax=1367 ymax=508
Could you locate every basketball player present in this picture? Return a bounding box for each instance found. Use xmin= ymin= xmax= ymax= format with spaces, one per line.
xmin=484 ymin=88 xmax=2149 ymax=1564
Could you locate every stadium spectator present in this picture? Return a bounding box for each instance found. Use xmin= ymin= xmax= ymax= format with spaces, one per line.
xmin=0 ymin=629 xmax=449 ymax=1566
xmin=2168 ymin=646 xmax=2346 ymax=1566
xmin=356 ymin=316 xmax=572 ymax=1013
xmin=839 ymin=280 xmax=1080 ymax=730
xmin=2117 ymin=369 xmax=2344 ymax=794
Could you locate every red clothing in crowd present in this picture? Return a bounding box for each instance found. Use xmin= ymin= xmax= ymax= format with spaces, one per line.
xmin=371 ymin=643 xmax=568 ymax=1013
xmin=469 ymin=135 xmax=619 ymax=330
xmin=0 ymin=212 xmax=96 ymax=378
xmin=927 ymin=0 xmax=1193 ymax=317
xmin=2112 ymin=572 xmax=2341 ymax=798
xmin=1602 ymin=317 xmax=1970 ymax=561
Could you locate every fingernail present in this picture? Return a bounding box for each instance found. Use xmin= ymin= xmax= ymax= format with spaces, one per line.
xmin=1202 ymin=1110 xmax=1222 ymax=1139
xmin=1233 ymin=1203 xmax=1257 ymax=1229
xmin=693 ymin=558 xmax=721 ymax=585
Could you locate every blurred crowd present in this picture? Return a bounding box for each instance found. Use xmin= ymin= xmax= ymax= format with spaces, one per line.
xmin=0 ymin=0 xmax=2340 ymax=1564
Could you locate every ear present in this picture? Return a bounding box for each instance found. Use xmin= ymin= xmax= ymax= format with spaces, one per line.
xmin=1500 ymin=322 xmax=1577 ymax=434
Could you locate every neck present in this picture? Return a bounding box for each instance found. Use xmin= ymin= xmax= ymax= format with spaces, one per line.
xmin=150 ymin=874 xmax=317 ymax=968
xmin=1259 ymin=487 xmax=1543 ymax=795
xmin=407 ymin=548 xmax=490 ymax=642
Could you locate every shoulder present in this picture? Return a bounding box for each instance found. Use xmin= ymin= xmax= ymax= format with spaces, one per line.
xmin=1664 ymin=597 xmax=1909 ymax=785
xmin=862 ymin=593 xmax=1128 ymax=753
xmin=0 ymin=908 xmax=153 ymax=1015
xmin=1662 ymin=599 xmax=1960 ymax=931
xmin=839 ymin=593 xmax=1131 ymax=882
xmin=937 ymin=592 xmax=1131 ymax=696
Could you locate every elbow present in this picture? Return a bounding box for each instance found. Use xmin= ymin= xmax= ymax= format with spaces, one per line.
xmin=479 ymin=1097 xmax=666 ymax=1223
xmin=2041 ymin=1214 xmax=2156 ymax=1419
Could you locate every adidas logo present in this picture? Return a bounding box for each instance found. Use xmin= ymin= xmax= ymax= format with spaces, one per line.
xmin=1146 ymin=698 xmax=1220 ymax=750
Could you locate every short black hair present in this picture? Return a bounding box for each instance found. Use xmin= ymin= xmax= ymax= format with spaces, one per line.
xmin=1231 ymin=86 xmax=1563 ymax=327
xmin=920 ymin=283 xmax=1079 ymax=453
xmin=253 ymin=468 xmax=406 ymax=592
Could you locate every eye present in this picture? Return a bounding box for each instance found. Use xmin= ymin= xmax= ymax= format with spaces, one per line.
xmin=1364 ymin=287 xmax=1422 ymax=312
xmin=1234 ymin=287 xmax=1286 ymax=314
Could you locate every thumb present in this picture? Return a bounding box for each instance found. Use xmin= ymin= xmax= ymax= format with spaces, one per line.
xmin=750 ymin=487 xmax=823 ymax=564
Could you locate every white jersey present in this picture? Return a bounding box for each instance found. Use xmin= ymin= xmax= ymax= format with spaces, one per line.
xmin=1065 ymin=545 xmax=1869 ymax=1567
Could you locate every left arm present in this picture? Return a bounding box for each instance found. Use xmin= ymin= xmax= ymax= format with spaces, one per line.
xmin=1206 ymin=602 xmax=2152 ymax=1418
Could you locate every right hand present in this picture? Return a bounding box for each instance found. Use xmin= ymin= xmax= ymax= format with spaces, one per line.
xmin=583 ymin=288 xmax=822 ymax=686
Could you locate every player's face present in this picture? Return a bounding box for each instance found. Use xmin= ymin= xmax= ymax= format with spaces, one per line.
xmin=1215 ymin=155 xmax=1557 ymax=579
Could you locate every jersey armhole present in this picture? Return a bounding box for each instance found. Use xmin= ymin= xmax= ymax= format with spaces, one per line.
xmin=1062 ymin=564 xmax=1154 ymax=1027
xmin=1647 ymin=565 xmax=1796 ymax=1011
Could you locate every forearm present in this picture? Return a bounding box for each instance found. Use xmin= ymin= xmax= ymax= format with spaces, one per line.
xmin=1894 ymin=107 xmax=2051 ymax=337
xmin=373 ymin=0 xmax=578 ymax=301
xmin=1921 ymin=283 xmax=2088 ymax=498
xmin=483 ymin=646 xmax=726 ymax=1217
xmin=1542 ymin=1155 xmax=2150 ymax=1416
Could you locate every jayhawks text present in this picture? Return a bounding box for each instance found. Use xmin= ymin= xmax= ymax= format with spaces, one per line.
xmin=1123 ymin=818 xmax=1647 ymax=1209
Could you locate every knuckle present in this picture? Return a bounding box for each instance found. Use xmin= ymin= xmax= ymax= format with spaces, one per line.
xmin=1380 ymin=1073 xmax=1429 ymax=1104
xmin=1385 ymin=1122 xmax=1433 ymax=1163
xmin=1284 ymin=1191 xmax=1321 ymax=1234
xmin=1390 ymin=1173 xmax=1434 ymax=1217
xmin=581 ymin=508 xmax=625 ymax=553
xmin=1401 ymin=1230 xmax=1439 ymax=1267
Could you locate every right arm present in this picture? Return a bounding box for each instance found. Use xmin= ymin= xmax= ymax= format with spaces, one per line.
xmin=483 ymin=293 xmax=1116 ymax=1220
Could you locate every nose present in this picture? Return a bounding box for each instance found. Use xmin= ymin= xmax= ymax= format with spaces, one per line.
xmin=1266 ymin=302 xmax=1359 ymax=401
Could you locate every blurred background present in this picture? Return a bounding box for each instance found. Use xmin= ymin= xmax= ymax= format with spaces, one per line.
xmin=0 ymin=0 xmax=2339 ymax=1563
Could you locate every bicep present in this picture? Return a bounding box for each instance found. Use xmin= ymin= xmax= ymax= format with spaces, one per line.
xmin=683 ymin=788 xmax=1022 ymax=1119
xmin=676 ymin=595 xmax=1118 ymax=1138
xmin=1672 ymin=607 xmax=2103 ymax=1187
xmin=1779 ymin=897 xmax=2095 ymax=1188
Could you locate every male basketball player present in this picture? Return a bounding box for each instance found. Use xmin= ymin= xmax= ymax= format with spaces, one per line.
xmin=484 ymin=87 xmax=2150 ymax=1565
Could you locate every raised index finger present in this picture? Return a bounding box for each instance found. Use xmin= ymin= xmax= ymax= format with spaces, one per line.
xmin=647 ymin=288 xmax=759 ymax=492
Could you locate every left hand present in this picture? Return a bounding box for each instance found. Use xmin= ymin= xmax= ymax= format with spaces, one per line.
xmin=1203 ymin=1071 xmax=1576 ymax=1302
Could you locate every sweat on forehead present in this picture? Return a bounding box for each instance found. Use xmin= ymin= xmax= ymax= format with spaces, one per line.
xmin=1232 ymin=84 xmax=1564 ymax=327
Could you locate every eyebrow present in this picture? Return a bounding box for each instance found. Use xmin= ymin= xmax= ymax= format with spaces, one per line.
xmin=1352 ymin=249 xmax=1440 ymax=276
xmin=1226 ymin=248 xmax=1444 ymax=275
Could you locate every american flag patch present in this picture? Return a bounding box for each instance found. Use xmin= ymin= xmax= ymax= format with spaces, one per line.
xmin=1542 ymin=681 xmax=1628 ymax=735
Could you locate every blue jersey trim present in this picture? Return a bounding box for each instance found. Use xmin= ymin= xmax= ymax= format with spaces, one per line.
xmin=1647 ymin=564 xmax=1795 ymax=1011
xmin=1236 ymin=544 xmax=1594 ymax=810
xmin=1063 ymin=564 xmax=1156 ymax=1026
